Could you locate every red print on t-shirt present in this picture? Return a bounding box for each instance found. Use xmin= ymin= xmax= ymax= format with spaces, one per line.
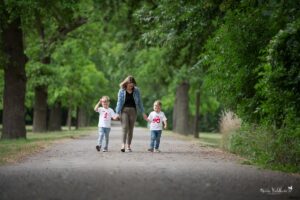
xmin=152 ymin=116 xmax=160 ymax=123
xmin=103 ymin=111 xmax=108 ymax=119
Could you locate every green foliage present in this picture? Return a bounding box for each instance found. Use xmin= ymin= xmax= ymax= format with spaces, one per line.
xmin=136 ymin=0 xmax=224 ymax=73
xmin=256 ymin=18 xmax=300 ymax=128
xmin=204 ymin=1 xmax=300 ymax=172
xmin=51 ymin=38 xmax=108 ymax=109
xmin=132 ymin=0 xmax=227 ymax=130
xmin=26 ymin=62 xmax=55 ymax=88
xmin=133 ymin=47 xmax=169 ymax=110
xmin=204 ymin=5 xmax=276 ymax=122
xmin=90 ymin=39 xmax=129 ymax=100
xmin=229 ymin=124 xmax=300 ymax=172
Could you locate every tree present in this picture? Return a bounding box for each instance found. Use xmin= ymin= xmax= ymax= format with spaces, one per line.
xmin=203 ymin=1 xmax=300 ymax=123
xmin=0 ymin=1 xmax=27 ymax=139
xmin=135 ymin=0 xmax=226 ymax=135
xmin=203 ymin=0 xmax=300 ymax=171
xmin=25 ymin=1 xmax=88 ymax=132
xmin=50 ymin=37 xmax=108 ymax=130
xmin=257 ymin=18 xmax=300 ymax=128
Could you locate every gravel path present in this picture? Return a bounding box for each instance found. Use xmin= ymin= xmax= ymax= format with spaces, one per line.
xmin=0 ymin=123 xmax=299 ymax=200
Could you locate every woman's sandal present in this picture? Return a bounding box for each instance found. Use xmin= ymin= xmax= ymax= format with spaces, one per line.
xmin=127 ymin=148 xmax=132 ymax=152
xmin=121 ymin=148 xmax=125 ymax=152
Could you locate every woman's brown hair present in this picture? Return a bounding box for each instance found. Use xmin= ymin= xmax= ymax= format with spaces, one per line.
xmin=119 ymin=75 xmax=137 ymax=89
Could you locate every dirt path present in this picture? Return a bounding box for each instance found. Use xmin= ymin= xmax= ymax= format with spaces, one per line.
xmin=0 ymin=123 xmax=299 ymax=200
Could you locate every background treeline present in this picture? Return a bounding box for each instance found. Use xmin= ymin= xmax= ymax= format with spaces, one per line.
xmin=0 ymin=0 xmax=299 ymax=172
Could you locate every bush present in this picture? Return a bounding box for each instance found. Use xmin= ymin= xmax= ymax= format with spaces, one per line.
xmin=219 ymin=110 xmax=241 ymax=149
xmin=219 ymin=110 xmax=241 ymax=134
xmin=229 ymin=124 xmax=300 ymax=173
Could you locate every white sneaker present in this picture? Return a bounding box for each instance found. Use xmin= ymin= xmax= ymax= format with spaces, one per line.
xmin=103 ymin=149 xmax=108 ymax=152
xmin=154 ymin=149 xmax=161 ymax=153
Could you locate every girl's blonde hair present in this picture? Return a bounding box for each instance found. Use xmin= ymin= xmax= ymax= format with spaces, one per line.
xmin=154 ymin=100 xmax=162 ymax=107
xmin=101 ymin=96 xmax=110 ymax=102
xmin=119 ymin=75 xmax=137 ymax=89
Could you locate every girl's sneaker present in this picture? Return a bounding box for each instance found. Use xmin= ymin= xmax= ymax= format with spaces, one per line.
xmin=96 ymin=145 xmax=101 ymax=152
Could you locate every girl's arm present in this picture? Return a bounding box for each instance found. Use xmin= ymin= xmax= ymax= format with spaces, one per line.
xmin=94 ymin=99 xmax=101 ymax=112
xmin=163 ymin=120 xmax=167 ymax=129
xmin=145 ymin=113 xmax=151 ymax=122
xmin=143 ymin=113 xmax=148 ymax=121
xmin=110 ymin=109 xmax=119 ymax=120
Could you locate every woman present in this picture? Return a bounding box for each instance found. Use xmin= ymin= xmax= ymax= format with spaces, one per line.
xmin=116 ymin=76 xmax=147 ymax=152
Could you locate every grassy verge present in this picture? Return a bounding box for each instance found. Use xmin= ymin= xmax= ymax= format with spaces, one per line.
xmin=0 ymin=127 xmax=95 ymax=166
xmin=227 ymin=125 xmax=300 ymax=173
xmin=198 ymin=133 xmax=221 ymax=147
xmin=164 ymin=130 xmax=221 ymax=147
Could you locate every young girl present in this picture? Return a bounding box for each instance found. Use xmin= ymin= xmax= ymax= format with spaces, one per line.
xmin=94 ymin=96 xmax=118 ymax=152
xmin=146 ymin=100 xmax=167 ymax=152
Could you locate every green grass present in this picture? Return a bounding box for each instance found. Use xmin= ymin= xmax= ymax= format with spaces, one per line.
xmin=0 ymin=127 xmax=95 ymax=165
xmin=164 ymin=130 xmax=222 ymax=147
xmin=198 ymin=133 xmax=222 ymax=147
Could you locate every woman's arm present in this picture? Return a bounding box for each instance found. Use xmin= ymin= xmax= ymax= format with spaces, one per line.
xmin=115 ymin=89 xmax=124 ymax=114
xmin=134 ymin=87 xmax=145 ymax=114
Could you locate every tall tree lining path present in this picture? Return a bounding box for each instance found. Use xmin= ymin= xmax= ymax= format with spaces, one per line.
xmin=0 ymin=123 xmax=299 ymax=200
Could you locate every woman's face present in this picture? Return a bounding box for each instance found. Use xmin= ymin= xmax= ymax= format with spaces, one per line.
xmin=126 ymin=83 xmax=134 ymax=90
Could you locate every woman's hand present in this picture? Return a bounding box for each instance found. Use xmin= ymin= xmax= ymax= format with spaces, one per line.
xmin=113 ymin=114 xmax=120 ymax=120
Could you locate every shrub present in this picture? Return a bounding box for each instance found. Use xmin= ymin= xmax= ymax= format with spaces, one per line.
xmin=219 ymin=110 xmax=241 ymax=149
xmin=229 ymin=124 xmax=300 ymax=173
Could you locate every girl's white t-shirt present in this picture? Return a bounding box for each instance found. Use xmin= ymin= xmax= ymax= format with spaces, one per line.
xmin=148 ymin=111 xmax=167 ymax=130
xmin=97 ymin=107 xmax=116 ymax=128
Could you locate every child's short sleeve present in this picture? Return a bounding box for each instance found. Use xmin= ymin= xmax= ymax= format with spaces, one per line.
xmin=109 ymin=108 xmax=117 ymax=118
xmin=162 ymin=112 xmax=167 ymax=121
xmin=147 ymin=112 xmax=154 ymax=121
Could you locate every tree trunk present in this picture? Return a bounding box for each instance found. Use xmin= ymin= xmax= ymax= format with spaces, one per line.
xmin=48 ymin=102 xmax=62 ymax=131
xmin=1 ymin=16 xmax=27 ymax=139
xmin=193 ymin=90 xmax=200 ymax=138
xmin=67 ymin=107 xmax=72 ymax=130
xmin=32 ymin=56 xmax=50 ymax=132
xmin=77 ymin=106 xmax=88 ymax=128
xmin=172 ymin=81 xmax=190 ymax=135
xmin=33 ymin=86 xmax=48 ymax=132
xmin=75 ymin=107 xmax=79 ymax=130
